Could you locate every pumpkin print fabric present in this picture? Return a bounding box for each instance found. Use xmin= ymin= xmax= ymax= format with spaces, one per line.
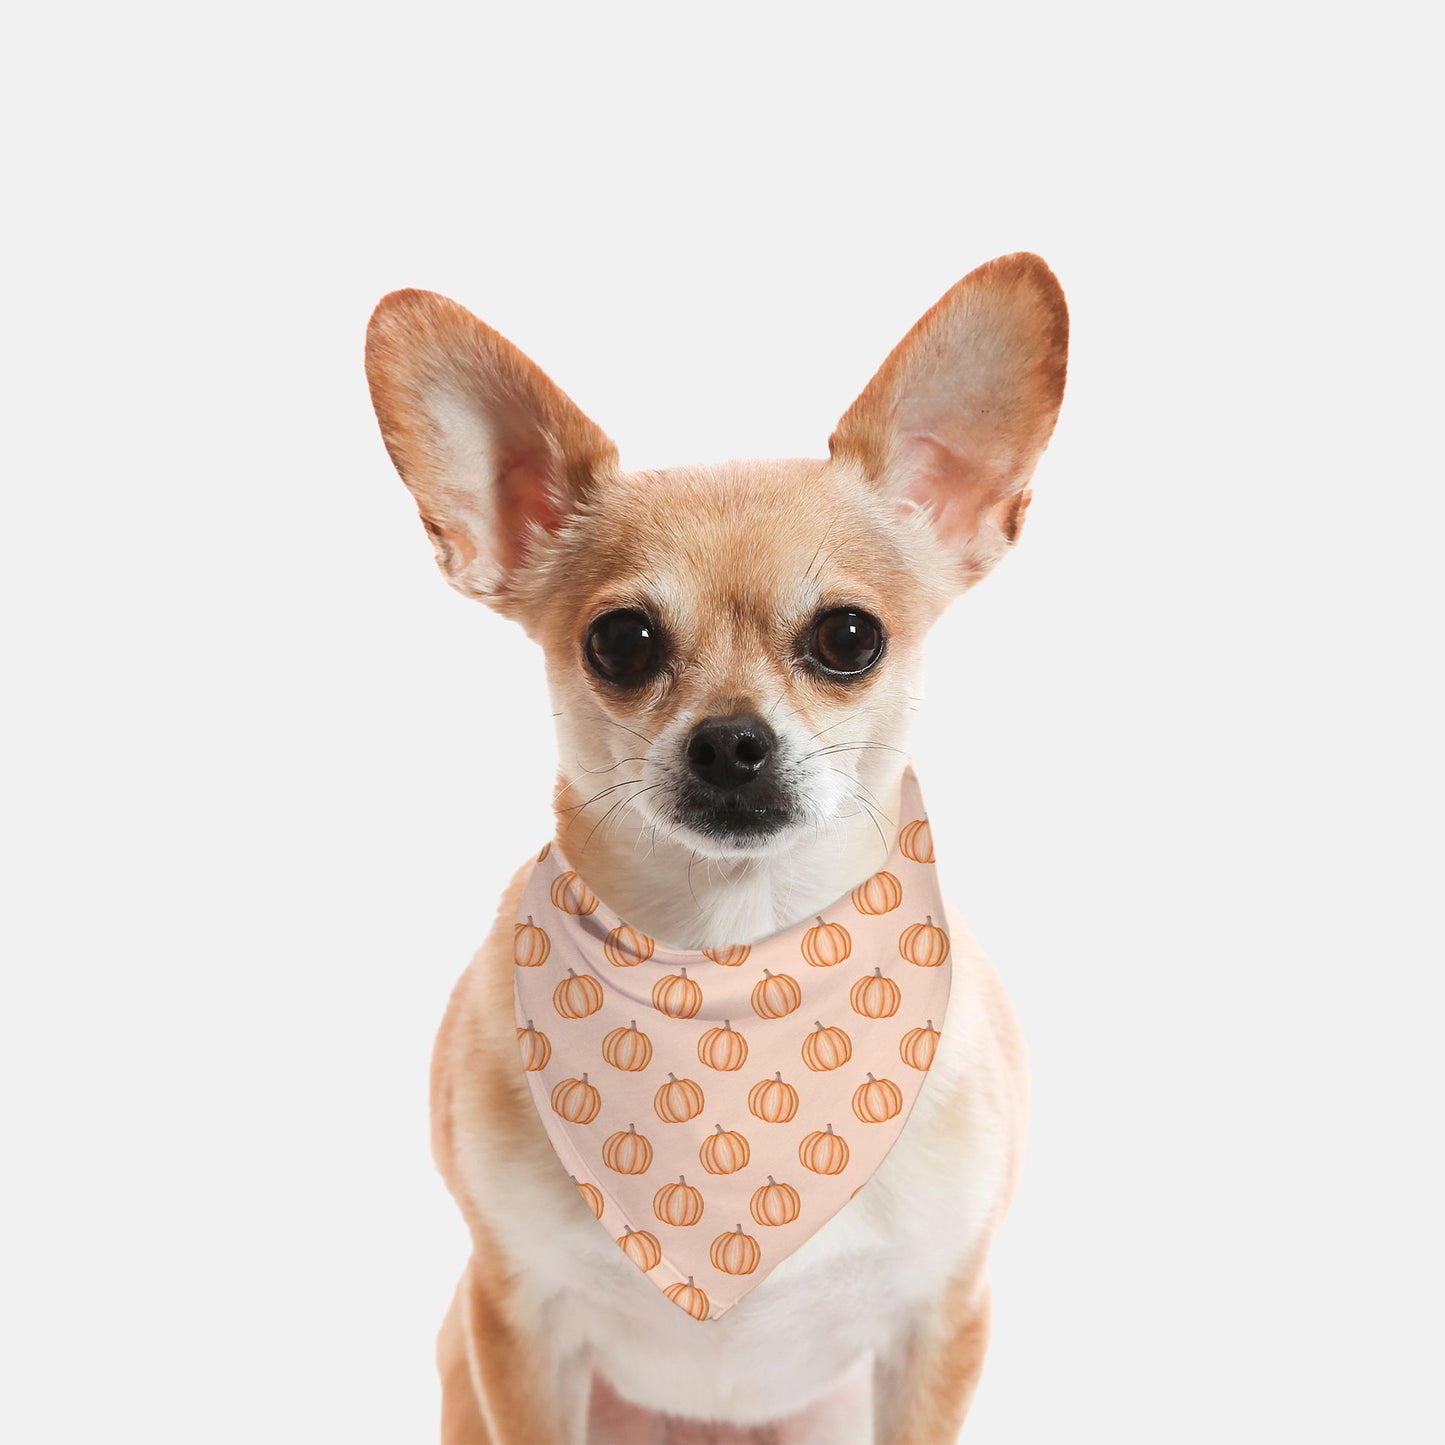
xmin=512 ymin=762 xmax=951 ymax=1321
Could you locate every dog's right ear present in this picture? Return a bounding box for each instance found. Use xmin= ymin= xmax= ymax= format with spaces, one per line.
xmin=364 ymin=290 xmax=618 ymax=612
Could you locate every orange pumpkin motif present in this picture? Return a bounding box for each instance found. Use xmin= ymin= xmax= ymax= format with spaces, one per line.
xmin=853 ymin=1071 xmax=904 ymax=1123
xmin=513 ymin=914 xmax=551 ymax=967
xmin=602 ymin=1123 xmax=654 ymax=1175
xmin=618 ymin=1226 xmax=662 ymax=1272
xmin=749 ymin=1175 xmax=802 ymax=1227
xmin=551 ymin=1074 xmax=601 ymax=1124
xmin=703 ymin=943 xmax=750 ymax=967
xmin=851 ymin=869 xmax=903 ymax=915
xmin=710 ymin=1224 xmax=761 ymax=1276
xmin=653 ymin=967 xmax=703 ymax=1020
xmin=697 ymin=1020 xmax=748 ymax=1072
xmin=553 ymin=968 xmax=604 ymax=1019
xmin=653 ymin=1175 xmax=705 ymax=1227
xmin=653 ymin=1072 xmax=705 ymax=1124
xmin=899 ymin=916 xmax=950 ymax=967
xmin=747 ymin=1071 xmax=800 ymax=1124
xmin=572 ymin=1176 xmax=604 ymax=1218
xmin=601 ymin=1019 xmax=653 ymax=1072
xmin=900 ymin=1018 xmax=940 ymax=1071
xmin=604 ymin=923 xmax=654 ymax=968
xmin=801 ymin=1020 xmax=853 ymax=1072
xmin=798 ymin=1123 xmax=850 ymax=1175
xmin=801 ymin=916 xmax=852 ymax=968
xmin=699 ymin=1123 xmax=750 ymax=1175
xmin=663 ymin=1275 xmax=711 ymax=1320
xmin=516 ymin=1019 xmax=552 ymax=1071
xmin=751 ymin=968 xmax=802 ymax=1020
xmin=850 ymin=966 xmax=902 ymax=1019
xmin=899 ymin=817 xmax=934 ymax=863
xmin=550 ymin=870 xmax=599 ymax=916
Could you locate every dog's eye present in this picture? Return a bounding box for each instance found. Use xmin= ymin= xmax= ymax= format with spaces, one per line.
xmin=585 ymin=610 xmax=662 ymax=685
xmin=807 ymin=608 xmax=885 ymax=676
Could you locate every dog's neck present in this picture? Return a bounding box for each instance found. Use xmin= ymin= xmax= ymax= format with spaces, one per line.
xmin=551 ymin=765 xmax=907 ymax=950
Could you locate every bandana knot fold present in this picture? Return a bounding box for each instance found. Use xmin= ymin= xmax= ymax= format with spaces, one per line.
xmin=512 ymin=763 xmax=951 ymax=1320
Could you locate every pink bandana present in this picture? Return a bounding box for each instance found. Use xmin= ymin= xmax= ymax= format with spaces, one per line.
xmin=512 ymin=763 xmax=951 ymax=1321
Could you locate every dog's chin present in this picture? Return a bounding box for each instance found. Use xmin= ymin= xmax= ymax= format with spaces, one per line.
xmin=661 ymin=791 xmax=803 ymax=860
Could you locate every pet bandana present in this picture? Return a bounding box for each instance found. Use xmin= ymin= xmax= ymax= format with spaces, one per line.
xmin=513 ymin=762 xmax=951 ymax=1322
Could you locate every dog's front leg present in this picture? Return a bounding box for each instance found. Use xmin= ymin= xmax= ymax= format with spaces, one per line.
xmin=872 ymin=1271 xmax=991 ymax=1444
xmin=438 ymin=1245 xmax=586 ymax=1445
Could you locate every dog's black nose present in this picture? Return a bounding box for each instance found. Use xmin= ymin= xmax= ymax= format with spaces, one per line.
xmin=685 ymin=713 xmax=775 ymax=790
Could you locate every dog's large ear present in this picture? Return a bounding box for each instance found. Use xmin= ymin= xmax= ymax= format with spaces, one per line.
xmin=365 ymin=290 xmax=618 ymax=611
xmin=830 ymin=252 xmax=1068 ymax=588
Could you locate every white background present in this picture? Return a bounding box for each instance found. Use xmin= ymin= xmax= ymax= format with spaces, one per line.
xmin=4 ymin=4 xmax=1440 ymax=1441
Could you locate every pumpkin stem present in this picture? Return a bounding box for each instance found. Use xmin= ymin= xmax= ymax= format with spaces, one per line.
xmin=628 ymin=1124 xmax=636 ymax=1136
xmin=567 ymin=968 xmax=577 ymax=978
xmin=826 ymin=1124 xmax=834 ymax=1135
xmin=767 ymin=1175 xmax=776 ymax=1184
xmin=582 ymin=1072 xmax=589 ymax=1083
xmin=679 ymin=1175 xmax=686 ymax=1184
xmin=735 ymin=1224 xmax=743 ymax=1234
xmin=763 ymin=969 xmax=773 ymax=978
xmin=927 ymin=1019 xmax=934 ymax=1029
xmin=774 ymin=1071 xmax=782 ymax=1081
xmin=926 ymin=915 xmax=933 ymax=925
xmin=814 ymin=1020 xmax=824 ymax=1030
xmin=816 ymin=916 xmax=824 ymax=925
xmin=680 ymin=967 xmax=688 ymax=979
xmin=526 ymin=1019 xmax=534 ymax=1030
xmin=866 ymin=1072 xmax=876 ymax=1082
xmin=668 ymin=1072 xmax=677 ymax=1082
xmin=723 ymin=1019 xmax=731 ymax=1030
xmin=715 ymin=1124 xmax=724 ymax=1136
xmin=687 ymin=1275 xmax=695 ymax=1286
xmin=874 ymin=967 xmax=883 ymax=978
xmin=526 ymin=915 xmax=534 ymax=925
xmin=623 ymin=1226 xmax=634 ymax=1236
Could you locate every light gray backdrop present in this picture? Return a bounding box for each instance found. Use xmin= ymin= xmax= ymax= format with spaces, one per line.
xmin=4 ymin=3 xmax=1439 ymax=1441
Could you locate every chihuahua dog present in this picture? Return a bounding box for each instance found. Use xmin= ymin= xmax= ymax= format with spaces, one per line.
xmin=365 ymin=252 xmax=1068 ymax=1443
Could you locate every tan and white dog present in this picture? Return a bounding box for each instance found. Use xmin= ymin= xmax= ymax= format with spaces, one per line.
xmin=364 ymin=252 xmax=1068 ymax=1444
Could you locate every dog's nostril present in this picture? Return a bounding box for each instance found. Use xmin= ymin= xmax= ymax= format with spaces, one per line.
xmin=735 ymin=735 xmax=767 ymax=765
xmin=685 ymin=714 xmax=775 ymax=790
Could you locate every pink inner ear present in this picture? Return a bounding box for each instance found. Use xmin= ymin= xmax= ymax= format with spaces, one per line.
xmin=893 ymin=434 xmax=1004 ymax=549
xmin=496 ymin=452 xmax=564 ymax=576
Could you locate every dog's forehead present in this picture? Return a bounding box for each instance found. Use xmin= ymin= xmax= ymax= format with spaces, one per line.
xmin=578 ymin=458 xmax=902 ymax=621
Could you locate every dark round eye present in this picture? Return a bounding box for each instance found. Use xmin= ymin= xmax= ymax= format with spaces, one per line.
xmin=807 ymin=608 xmax=885 ymax=676
xmin=584 ymin=610 xmax=662 ymax=684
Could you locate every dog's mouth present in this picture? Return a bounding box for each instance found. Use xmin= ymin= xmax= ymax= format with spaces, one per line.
xmin=667 ymin=782 xmax=799 ymax=854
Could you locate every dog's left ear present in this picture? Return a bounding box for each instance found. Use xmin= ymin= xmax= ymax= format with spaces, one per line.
xmin=830 ymin=252 xmax=1068 ymax=588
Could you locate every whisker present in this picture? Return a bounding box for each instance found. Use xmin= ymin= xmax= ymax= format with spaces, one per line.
xmin=833 ymin=767 xmax=897 ymax=829
xmin=572 ymin=753 xmax=649 ymax=778
xmin=580 ymin=782 xmax=667 ymax=857
xmin=836 ymin=776 xmax=890 ymax=859
xmin=557 ymin=775 xmax=648 ymax=818
xmin=803 ymin=739 xmax=911 ymax=762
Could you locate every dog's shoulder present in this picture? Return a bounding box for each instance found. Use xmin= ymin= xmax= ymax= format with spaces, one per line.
xmin=429 ymin=852 xmax=544 ymax=1196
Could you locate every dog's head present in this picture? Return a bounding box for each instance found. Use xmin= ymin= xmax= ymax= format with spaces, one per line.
xmin=365 ymin=255 xmax=1067 ymax=862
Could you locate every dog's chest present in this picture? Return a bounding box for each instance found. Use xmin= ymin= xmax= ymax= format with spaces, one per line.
xmin=494 ymin=1011 xmax=1004 ymax=1422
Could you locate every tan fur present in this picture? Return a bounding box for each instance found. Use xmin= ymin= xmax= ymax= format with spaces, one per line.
xmin=884 ymin=1276 xmax=993 ymax=1444
xmin=366 ymin=253 xmax=1067 ymax=1441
